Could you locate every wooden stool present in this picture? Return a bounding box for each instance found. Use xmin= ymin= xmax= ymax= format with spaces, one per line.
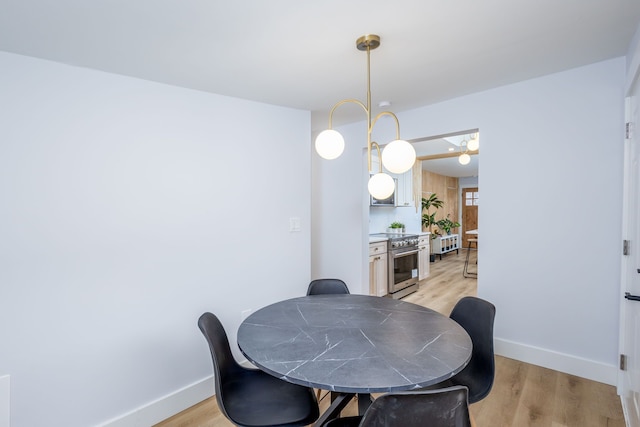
xmin=463 ymin=238 xmax=478 ymax=278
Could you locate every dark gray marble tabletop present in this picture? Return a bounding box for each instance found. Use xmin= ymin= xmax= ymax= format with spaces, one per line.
xmin=237 ymin=294 xmax=472 ymax=393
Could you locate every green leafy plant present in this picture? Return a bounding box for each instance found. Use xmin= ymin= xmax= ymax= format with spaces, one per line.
xmin=389 ymin=221 xmax=405 ymax=229
xmin=435 ymin=214 xmax=461 ymax=235
xmin=421 ymin=194 xmax=444 ymax=235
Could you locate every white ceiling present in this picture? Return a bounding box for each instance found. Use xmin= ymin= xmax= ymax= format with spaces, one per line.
xmin=412 ymin=133 xmax=480 ymax=178
xmin=1 ymin=1 xmax=638 ymax=139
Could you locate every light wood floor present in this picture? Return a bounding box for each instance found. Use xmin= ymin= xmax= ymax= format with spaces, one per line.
xmin=155 ymin=248 xmax=625 ymax=427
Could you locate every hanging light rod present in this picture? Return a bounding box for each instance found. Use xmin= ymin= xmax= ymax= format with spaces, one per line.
xmin=315 ymin=34 xmax=416 ymax=200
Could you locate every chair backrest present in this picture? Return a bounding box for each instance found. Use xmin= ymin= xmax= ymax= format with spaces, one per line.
xmin=197 ymin=312 xmax=243 ymax=421
xmin=359 ymin=386 xmax=472 ymax=427
xmin=306 ymin=278 xmax=350 ymax=295
xmin=449 ymin=296 xmax=496 ymax=403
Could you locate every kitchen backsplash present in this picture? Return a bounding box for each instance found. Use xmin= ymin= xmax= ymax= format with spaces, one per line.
xmin=369 ymin=206 xmax=422 ymax=234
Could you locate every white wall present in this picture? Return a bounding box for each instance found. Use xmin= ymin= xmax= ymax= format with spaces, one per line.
xmin=0 ymin=376 xmax=8 ymax=427
xmin=0 ymin=52 xmax=311 ymax=427
xmin=313 ymin=57 xmax=625 ymax=383
xmin=459 ymin=176 xmax=479 ymax=188
xmin=311 ymin=121 xmax=370 ymax=293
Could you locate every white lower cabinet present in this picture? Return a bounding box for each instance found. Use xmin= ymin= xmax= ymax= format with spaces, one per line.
xmin=418 ymin=234 xmax=430 ymax=281
xmin=369 ymin=241 xmax=388 ymax=296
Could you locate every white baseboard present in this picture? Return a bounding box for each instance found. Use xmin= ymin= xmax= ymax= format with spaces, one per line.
xmin=100 ymin=360 xmax=256 ymax=427
xmin=99 ymin=376 xmax=213 ymax=427
xmin=97 ymin=346 xmax=617 ymax=427
xmin=495 ymin=338 xmax=618 ymax=385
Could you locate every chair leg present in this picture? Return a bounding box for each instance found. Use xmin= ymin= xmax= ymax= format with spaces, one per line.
xmin=463 ymin=239 xmax=477 ymax=278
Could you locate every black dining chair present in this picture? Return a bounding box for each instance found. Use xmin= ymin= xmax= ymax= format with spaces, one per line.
xmin=427 ymin=296 xmax=496 ymax=404
xmin=306 ymin=278 xmax=350 ymax=401
xmin=322 ymin=386 xmax=473 ymax=427
xmin=306 ymin=278 xmax=350 ymax=295
xmin=197 ymin=312 xmax=319 ymax=427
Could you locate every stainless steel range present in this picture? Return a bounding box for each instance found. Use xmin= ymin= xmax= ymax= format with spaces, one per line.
xmin=370 ymin=233 xmax=420 ymax=299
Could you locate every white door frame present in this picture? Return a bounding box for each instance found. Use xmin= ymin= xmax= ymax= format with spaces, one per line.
xmin=619 ymin=29 xmax=640 ymax=427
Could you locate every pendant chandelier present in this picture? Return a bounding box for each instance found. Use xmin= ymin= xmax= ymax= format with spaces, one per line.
xmin=458 ymin=133 xmax=480 ymax=165
xmin=315 ymin=34 xmax=416 ymax=200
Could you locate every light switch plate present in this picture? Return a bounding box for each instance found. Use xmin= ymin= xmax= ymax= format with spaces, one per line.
xmin=289 ymin=217 xmax=301 ymax=232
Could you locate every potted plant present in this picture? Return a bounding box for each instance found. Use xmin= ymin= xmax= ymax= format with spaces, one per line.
xmin=421 ymin=194 xmax=444 ymax=232
xmin=422 ymin=194 xmax=444 ymax=261
xmin=388 ymin=221 xmax=405 ymax=233
xmin=435 ymin=214 xmax=461 ymax=235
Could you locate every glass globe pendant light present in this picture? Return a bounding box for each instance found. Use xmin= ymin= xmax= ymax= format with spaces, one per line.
xmin=458 ymin=153 xmax=471 ymax=165
xmin=368 ymin=172 xmax=395 ymax=199
xmin=314 ymin=34 xmax=416 ymax=198
xmin=315 ymin=129 xmax=345 ymax=160
xmin=467 ymin=133 xmax=479 ymax=151
xmin=382 ymin=139 xmax=417 ymax=174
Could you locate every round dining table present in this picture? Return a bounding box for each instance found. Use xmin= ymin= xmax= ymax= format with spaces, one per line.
xmin=237 ymin=294 xmax=472 ymax=422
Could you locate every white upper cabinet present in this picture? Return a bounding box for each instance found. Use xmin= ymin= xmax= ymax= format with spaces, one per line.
xmin=394 ymin=169 xmax=413 ymax=207
xmin=370 ymin=151 xmax=414 ymax=208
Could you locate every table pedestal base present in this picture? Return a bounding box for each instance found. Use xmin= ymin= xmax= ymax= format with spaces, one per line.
xmin=357 ymin=393 xmax=373 ymax=415
xmin=314 ymin=393 xmax=354 ymax=426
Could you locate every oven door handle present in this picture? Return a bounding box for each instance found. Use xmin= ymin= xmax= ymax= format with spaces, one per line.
xmin=392 ymin=249 xmax=419 ymax=258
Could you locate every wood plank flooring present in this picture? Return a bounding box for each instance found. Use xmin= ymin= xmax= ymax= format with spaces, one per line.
xmin=155 ymin=248 xmax=625 ymax=427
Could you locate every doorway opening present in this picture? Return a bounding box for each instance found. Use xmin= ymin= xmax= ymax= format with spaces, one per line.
xmin=408 ymin=130 xmax=479 ymax=275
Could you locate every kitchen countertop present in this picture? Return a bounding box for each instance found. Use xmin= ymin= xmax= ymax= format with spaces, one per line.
xmin=369 ymin=232 xmax=431 ymax=243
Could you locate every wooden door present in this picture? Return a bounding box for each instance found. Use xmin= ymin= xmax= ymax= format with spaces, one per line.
xmin=461 ymin=187 xmax=478 ymax=248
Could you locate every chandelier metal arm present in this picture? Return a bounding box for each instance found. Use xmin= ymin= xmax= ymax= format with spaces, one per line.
xmin=368 ymin=112 xmax=400 ymax=173
xmin=370 ymin=141 xmax=383 ymax=173
xmin=324 ymin=35 xmax=403 ymax=175
xmin=315 ymin=34 xmax=415 ymax=200
xmin=370 ymin=111 xmax=401 ymax=141
xmin=327 ymin=99 xmax=368 ymax=129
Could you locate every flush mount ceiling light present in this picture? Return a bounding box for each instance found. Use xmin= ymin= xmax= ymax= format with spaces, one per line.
xmin=315 ymin=34 xmax=416 ymax=200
